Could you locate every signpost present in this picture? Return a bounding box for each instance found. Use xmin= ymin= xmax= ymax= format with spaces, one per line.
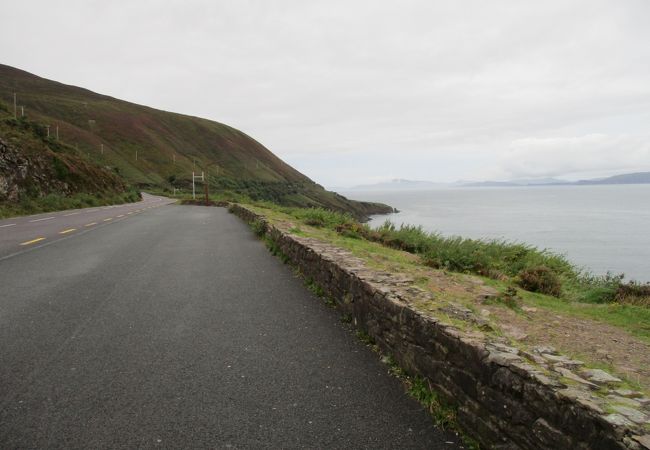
xmin=192 ymin=171 xmax=204 ymax=200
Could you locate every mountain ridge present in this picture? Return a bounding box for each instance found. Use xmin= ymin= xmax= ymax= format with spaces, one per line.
xmin=465 ymin=172 xmax=650 ymax=187
xmin=346 ymin=172 xmax=650 ymax=190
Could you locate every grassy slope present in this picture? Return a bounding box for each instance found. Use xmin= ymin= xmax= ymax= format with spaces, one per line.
xmin=0 ymin=64 xmax=391 ymax=219
xmin=0 ymin=103 xmax=140 ymax=218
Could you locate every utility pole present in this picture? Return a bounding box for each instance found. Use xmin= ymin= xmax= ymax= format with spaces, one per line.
xmin=20 ymin=106 xmax=24 ymax=117
xmin=45 ymin=125 xmax=50 ymax=138
xmin=55 ymin=125 xmax=59 ymax=140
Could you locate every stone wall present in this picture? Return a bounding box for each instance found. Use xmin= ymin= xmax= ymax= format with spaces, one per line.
xmin=230 ymin=204 xmax=650 ymax=450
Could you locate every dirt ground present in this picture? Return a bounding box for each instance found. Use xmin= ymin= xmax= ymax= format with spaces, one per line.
xmin=489 ymin=305 xmax=650 ymax=390
xmin=418 ymin=266 xmax=650 ymax=392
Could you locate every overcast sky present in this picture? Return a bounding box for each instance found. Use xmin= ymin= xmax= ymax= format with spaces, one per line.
xmin=2 ymin=1 xmax=650 ymax=187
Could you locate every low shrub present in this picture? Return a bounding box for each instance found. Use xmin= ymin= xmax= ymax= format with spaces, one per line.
xmin=517 ymin=266 xmax=562 ymax=297
xmin=615 ymin=281 xmax=650 ymax=307
xmin=570 ymin=273 xmax=623 ymax=304
xmin=287 ymin=207 xmax=355 ymax=229
xmin=250 ymin=219 xmax=267 ymax=236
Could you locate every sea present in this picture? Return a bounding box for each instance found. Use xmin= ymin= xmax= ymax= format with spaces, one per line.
xmin=341 ymin=185 xmax=650 ymax=283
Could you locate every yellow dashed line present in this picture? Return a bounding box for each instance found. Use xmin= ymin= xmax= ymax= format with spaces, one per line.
xmin=20 ymin=237 xmax=45 ymax=246
xmin=85 ymin=222 xmax=97 ymax=227
xmin=59 ymin=228 xmax=76 ymax=234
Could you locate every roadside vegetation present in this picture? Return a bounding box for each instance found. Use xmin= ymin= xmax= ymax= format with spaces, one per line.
xmin=235 ymin=199 xmax=650 ymax=440
xmin=0 ymin=103 xmax=140 ymax=219
xmin=239 ymin=202 xmax=650 ymax=342
xmin=0 ymin=190 xmax=140 ymax=219
xmin=282 ymin=207 xmax=650 ymax=305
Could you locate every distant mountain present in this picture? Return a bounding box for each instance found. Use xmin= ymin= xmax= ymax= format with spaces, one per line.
xmin=464 ymin=172 xmax=650 ymax=187
xmin=349 ymin=179 xmax=444 ymax=191
xmin=464 ymin=177 xmax=567 ymax=187
xmin=509 ymin=177 xmax=566 ymax=185
xmin=463 ymin=181 xmax=520 ymax=187
xmin=576 ymin=172 xmax=650 ymax=185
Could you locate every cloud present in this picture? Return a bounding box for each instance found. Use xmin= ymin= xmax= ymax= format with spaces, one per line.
xmin=497 ymin=134 xmax=650 ymax=180
xmin=1 ymin=0 xmax=650 ymax=186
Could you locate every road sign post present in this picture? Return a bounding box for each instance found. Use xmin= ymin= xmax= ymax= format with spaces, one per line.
xmin=192 ymin=171 xmax=204 ymax=200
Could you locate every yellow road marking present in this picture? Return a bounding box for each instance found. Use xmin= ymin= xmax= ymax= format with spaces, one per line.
xmin=59 ymin=228 xmax=76 ymax=234
xmin=85 ymin=222 xmax=97 ymax=227
xmin=20 ymin=237 xmax=45 ymax=246
xmin=103 ymin=218 xmax=113 ymax=222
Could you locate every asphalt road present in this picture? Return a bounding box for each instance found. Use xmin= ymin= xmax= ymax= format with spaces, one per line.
xmin=0 ymin=193 xmax=173 ymax=260
xmin=0 ymin=201 xmax=461 ymax=449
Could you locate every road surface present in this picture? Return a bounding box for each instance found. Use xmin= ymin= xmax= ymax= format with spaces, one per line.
xmin=0 ymin=193 xmax=173 ymax=260
xmin=0 ymin=200 xmax=461 ymax=448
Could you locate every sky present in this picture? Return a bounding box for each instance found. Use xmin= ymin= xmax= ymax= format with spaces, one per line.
xmin=2 ymin=0 xmax=650 ymax=188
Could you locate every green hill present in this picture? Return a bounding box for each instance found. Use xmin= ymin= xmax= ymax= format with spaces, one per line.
xmin=0 ymin=64 xmax=391 ymax=219
xmin=0 ymin=102 xmax=139 ymax=218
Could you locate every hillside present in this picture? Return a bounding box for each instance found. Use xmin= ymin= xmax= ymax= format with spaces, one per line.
xmin=0 ymin=64 xmax=391 ymax=219
xmin=0 ymin=101 xmax=139 ymax=217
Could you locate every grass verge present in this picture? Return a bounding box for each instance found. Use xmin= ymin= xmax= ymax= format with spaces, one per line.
xmin=0 ymin=190 xmax=141 ymax=219
xmin=242 ymin=202 xmax=650 ymax=343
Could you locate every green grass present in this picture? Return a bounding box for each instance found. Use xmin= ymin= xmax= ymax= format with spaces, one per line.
xmin=388 ymin=367 xmax=479 ymax=448
xmin=0 ymin=190 xmax=141 ymax=219
xmin=0 ymin=111 xmax=140 ymax=218
xmin=519 ymin=290 xmax=650 ymax=340
xmin=371 ymin=221 xmax=575 ymax=281
xmin=245 ymin=202 xmax=650 ymax=342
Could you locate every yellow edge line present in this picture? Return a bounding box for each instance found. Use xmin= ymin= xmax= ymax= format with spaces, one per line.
xmin=20 ymin=237 xmax=46 ymax=246
xmin=85 ymin=222 xmax=97 ymax=227
xmin=59 ymin=228 xmax=76 ymax=235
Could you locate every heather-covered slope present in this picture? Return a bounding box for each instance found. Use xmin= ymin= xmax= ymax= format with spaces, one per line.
xmin=0 ymin=102 xmax=137 ymax=217
xmin=0 ymin=64 xmax=391 ymax=218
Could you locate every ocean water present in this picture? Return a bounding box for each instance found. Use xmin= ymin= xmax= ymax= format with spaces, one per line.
xmin=341 ymin=185 xmax=650 ymax=282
